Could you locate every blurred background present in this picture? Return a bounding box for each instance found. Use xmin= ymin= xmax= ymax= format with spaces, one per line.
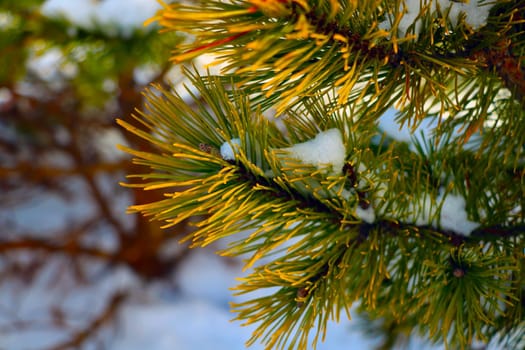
xmin=0 ymin=1 xmax=443 ymax=349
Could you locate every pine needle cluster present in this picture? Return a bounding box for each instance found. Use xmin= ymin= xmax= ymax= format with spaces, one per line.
xmin=119 ymin=1 xmax=524 ymax=349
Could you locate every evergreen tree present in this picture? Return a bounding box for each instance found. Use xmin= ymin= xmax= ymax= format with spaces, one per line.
xmin=119 ymin=1 xmax=525 ymax=349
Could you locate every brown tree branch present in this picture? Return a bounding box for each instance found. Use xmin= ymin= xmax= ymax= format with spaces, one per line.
xmin=44 ymin=292 xmax=127 ymax=350
xmin=0 ymin=160 xmax=130 ymax=181
xmin=0 ymin=239 xmax=114 ymax=260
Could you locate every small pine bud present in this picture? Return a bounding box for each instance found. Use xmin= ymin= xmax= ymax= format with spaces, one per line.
xmin=343 ymin=162 xmax=357 ymax=188
xmin=296 ymin=287 xmax=309 ymax=307
xmin=453 ymin=268 xmax=465 ymax=278
xmin=199 ymin=143 xmax=221 ymax=157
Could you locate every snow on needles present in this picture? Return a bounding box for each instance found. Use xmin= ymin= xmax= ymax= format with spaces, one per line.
xmin=220 ymin=138 xmax=241 ymax=161
xmin=280 ymin=128 xmax=480 ymax=235
xmin=219 ymin=129 xmax=346 ymax=172
xmin=356 ymin=206 xmax=376 ymax=224
xmin=281 ymin=129 xmax=478 ymax=235
xmin=405 ymin=193 xmax=479 ymax=236
xmin=281 ymin=129 xmax=380 ymax=224
xmin=283 ymin=129 xmax=346 ymax=173
xmin=380 ymin=0 xmax=496 ymax=38
xmin=438 ymin=194 xmax=479 ymax=235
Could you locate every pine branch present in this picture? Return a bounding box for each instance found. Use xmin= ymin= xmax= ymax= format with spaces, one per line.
xmin=154 ymin=0 xmax=525 ymax=110
xmin=119 ymin=71 xmax=524 ymax=349
xmin=113 ymin=1 xmax=525 ymax=349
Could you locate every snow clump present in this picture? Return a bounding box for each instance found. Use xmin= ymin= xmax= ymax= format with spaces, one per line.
xmin=220 ymin=138 xmax=241 ymax=161
xmin=406 ymin=192 xmax=479 ymax=236
xmin=356 ymin=205 xmax=376 ymax=224
xmin=438 ymin=193 xmax=479 ymax=235
xmin=282 ymin=128 xmax=346 ymax=174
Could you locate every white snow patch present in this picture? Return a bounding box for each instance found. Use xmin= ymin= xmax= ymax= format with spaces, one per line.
xmin=0 ymin=87 xmax=13 ymax=106
xmin=380 ymin=0 xmax=496 ymax=38
xmin=283 ymin=128 xmax=346 ymax=173
xmin=41 ymin=0 xmax=162 ymax=38
xmin=406 ymin=193 xmax=436 ymax=227
xmin=27 ymin=47 xmax=64 ymax=82
xmin=439 ymin=194 xmax=479 ymax=235
xmin=25 ymin=45 xmax=79 ymax=83
xmin=378 ymin=108 xmax=435 ymax=145
xmin=220 ymin=138 xmax=241 ymax=161
xmin=41 ymin=0 xmax=97 ymax=29
xmin=405 ymin=193 xmax=479 ymax=236
xmin=356 ymin=205 xmax=376 ymax=224
xmin=444 ymin=0 xmax=496 ymax=29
